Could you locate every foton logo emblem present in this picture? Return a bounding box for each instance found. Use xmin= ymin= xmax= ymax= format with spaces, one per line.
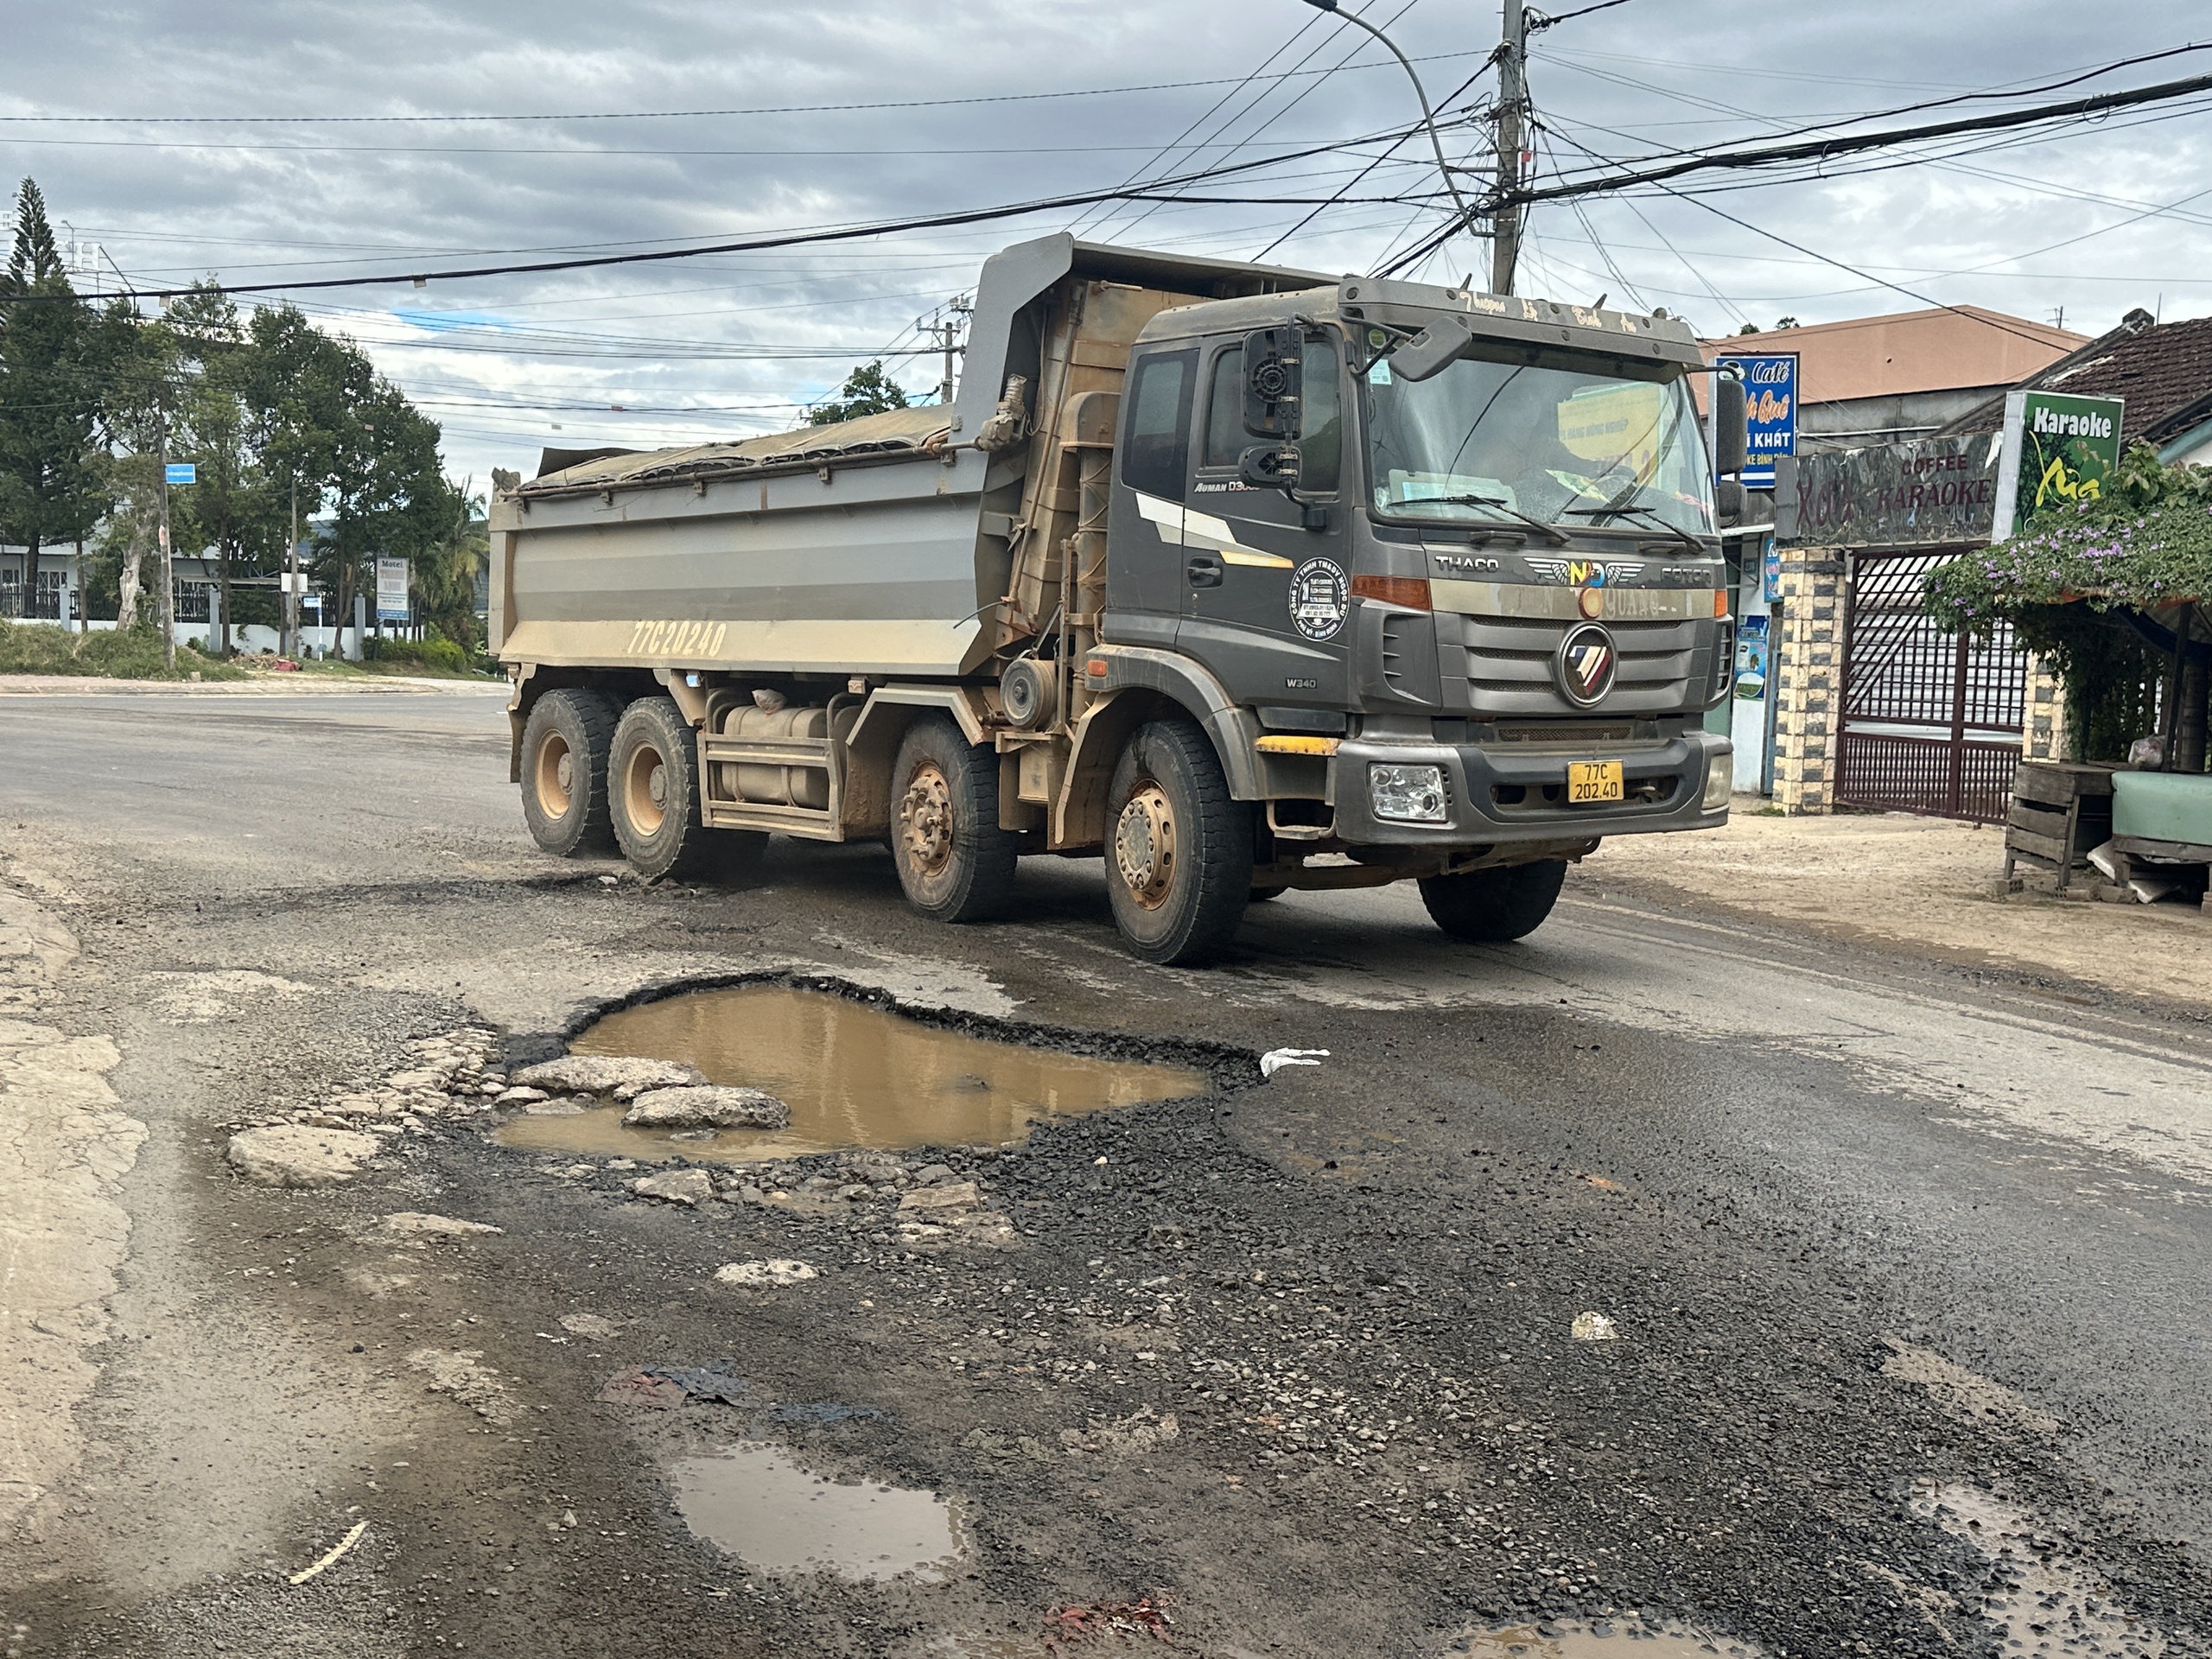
xmin=1556 ymin=624 xmax=1617 ymax=706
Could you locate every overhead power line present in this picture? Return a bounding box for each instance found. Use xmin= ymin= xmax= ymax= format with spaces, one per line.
xmin=1484 ymin=64 xmax=2212 ymax=211
xmin=0 ymin=114 xmax=1476 ymax=306
xmin=0 ymin=54 xmax=1489 ymax=127
xmin=1526 ymin=0 xmax=1637 ymax=32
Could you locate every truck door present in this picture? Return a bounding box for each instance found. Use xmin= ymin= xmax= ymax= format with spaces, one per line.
xmin=1178 ymin=338 xmax=1351 ymax=708
xmin=1103 ymin=346 xmax=1198 ymax=651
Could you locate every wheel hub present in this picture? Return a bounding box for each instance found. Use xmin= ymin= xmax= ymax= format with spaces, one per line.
xmin=1113 ymin=784 xmax=1176 ymax=910
xmin=898 ymin=763 xmax=956 ymax=877
xmin=623 ymin=742 xmax=668 ymax=836
xmin=536 ymin=733 xmax=573 ymax=816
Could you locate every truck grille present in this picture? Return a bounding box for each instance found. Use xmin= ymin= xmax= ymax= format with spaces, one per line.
xmin=1444 ymin=613 xmax=1702 ymax=717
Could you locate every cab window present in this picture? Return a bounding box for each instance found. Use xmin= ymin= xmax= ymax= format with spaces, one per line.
xmin=1121 ymin=349 xmax=1198 ymax=499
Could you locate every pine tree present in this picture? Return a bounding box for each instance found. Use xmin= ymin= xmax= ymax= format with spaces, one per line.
xmin=0 ymin=178 xmax=105 ymax=620
xmin=2 ymin=178 xmax=62 ymax=295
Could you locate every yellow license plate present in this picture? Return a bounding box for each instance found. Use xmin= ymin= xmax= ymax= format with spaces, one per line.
xmin=1567 ymin=760 xmax=1624 ymax=804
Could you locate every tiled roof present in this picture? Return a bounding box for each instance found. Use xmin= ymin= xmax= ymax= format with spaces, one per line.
xmin=2039 ymin=315 xmax=2212 ymax=442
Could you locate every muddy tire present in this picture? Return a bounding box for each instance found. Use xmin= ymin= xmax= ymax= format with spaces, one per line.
xmin=1418 ymin=859 xmax=1567 ymax=942
xmin=888 ymin=717 xmax=1018 ymax=923
xmin=608 ymin=696 xmax=718 ymax=882
xmin=1105 ymin=720 xmax=1253 ymax=965
xmin=520 ymin=688 xmax=618 ymax=856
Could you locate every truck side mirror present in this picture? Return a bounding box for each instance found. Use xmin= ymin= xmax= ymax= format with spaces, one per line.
xmin=1715 ymin=477 xmax=1745 ymax=527
xmin=1714 ymin=375 xmax=1749 ymax=477
xmin=1239 ymin=442 xmax=1301 ymax=491
xmin=1243 ymin=327 xmax=1304 ymax=440
xmin=1384 ymin=314 xmax=1472 ymax=383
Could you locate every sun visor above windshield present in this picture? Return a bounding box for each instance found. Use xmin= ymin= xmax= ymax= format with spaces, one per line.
xmin=1338 ymin=276 xmax=1707 ymax=374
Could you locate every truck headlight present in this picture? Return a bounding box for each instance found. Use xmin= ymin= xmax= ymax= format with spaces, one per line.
xmin=1701 ymin=760 xmax=1732 ymax=812
xmin=1370 ymin=763 xmax=1449 ymax=823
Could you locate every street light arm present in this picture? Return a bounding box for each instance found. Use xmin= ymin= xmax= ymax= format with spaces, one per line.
xmin=1299 ymin=0 xmax=1476 ymax=237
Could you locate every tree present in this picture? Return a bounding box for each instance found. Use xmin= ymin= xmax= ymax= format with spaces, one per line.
xmin=168 ymin=282 xmax=275 ymax=653
xmin=415 ymin=480 xmax=488 ymax=652
xmin=806 ymin=360 xmax=910 ymax=426
xmin=0 ymin=178 xmax=107 ymax=620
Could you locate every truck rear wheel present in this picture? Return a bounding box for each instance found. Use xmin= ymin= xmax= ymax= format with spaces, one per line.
xmin=1105 ymin=720 xmax=1253 ymax=965
xmin=1418 ymin=860 xmax=1567 ymax=942
xmin=609 ymin=696 xmax=721 ymax=882
xmin=889 ymin=717 xmax=1018 ymax=923
xmin=520 ymin=688 xmax=618 ymax=856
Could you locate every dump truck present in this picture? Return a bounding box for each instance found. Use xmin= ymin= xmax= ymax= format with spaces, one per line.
xmin=489 ymin=234 xmax=1746 ymax=963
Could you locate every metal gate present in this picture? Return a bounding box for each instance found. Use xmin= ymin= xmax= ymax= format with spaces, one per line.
xmin=1836 ymin=548 xmax=2028 ymax=823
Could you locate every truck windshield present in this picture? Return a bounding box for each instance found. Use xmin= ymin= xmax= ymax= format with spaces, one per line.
xmin=1361 ymin=347 xmax=1713 ymax=536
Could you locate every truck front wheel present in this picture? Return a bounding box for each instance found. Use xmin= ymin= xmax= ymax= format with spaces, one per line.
xmin=1418 ymin=860 xmax=1567 ymax=942
xmin=609 ymin=696 xmax=724 ymax=882
xmin=520 ymin=688 xmax=618 ymax=856
xmin=889 ymin=717 xmax=1018 ymax=923
xmin=1105 ymin=721 xmax=1254 ymax=965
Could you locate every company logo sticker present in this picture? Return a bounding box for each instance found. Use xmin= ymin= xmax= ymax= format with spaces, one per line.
xmin=1556 ymin=623 xmax=1617 ymax=706
xmin=1528 ymin=556 xmax=1643 ymax=588
xmin=1288 ymin=558 xmax=1350 ymax=641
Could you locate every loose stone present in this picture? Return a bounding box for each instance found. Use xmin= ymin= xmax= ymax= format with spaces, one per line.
xmin=620 ymin=1085 xmax=791 ymax=1130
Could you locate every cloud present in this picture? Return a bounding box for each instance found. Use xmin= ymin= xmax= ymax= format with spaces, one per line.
xmin=4 ymin=0 xmax=2206 ymax=484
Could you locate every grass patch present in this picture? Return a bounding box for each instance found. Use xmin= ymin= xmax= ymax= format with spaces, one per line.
xmin=275 ymin=655 xmax=498 ymax=683
xmin=0 ymin=621 xmax=246 ymax=681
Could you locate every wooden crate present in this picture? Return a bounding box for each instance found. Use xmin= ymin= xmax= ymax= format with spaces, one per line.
xmin=2005 ymin=761 xmax=2117 ymax=891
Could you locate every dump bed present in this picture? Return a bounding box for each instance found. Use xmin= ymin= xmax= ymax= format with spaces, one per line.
xmin=487 ymin=235 xmax=1327 ymax=680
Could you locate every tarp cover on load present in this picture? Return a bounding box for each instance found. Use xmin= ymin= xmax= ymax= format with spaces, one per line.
xmin=523 ymin=405 xmax=953 ymax=497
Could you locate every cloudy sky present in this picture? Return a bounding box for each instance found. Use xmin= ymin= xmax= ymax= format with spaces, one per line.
xmin=6 ymin=1 xmax=2209 ymax=486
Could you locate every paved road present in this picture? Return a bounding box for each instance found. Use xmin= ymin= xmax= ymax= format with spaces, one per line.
xmin=2 ymin=690 xmax=2207 ymax=1658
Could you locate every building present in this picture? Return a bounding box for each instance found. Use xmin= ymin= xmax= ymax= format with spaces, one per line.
xmin=1708 ymin=306 xmax=2086 ymax=454
xmin=0 ymin=543 xmax=353 ymax=655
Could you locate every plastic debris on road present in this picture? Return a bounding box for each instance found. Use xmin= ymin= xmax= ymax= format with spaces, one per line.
xmin=1045 ymin=1594 xmax=1174 ymax=1643
xmin=287 ymin=1519 xmax=368 ymax=1586
xmin=1571 ymin=1312 xmax=1620 ymax=1342
xmin=597 ymin=1357 xmax=750 ymax=1408
xmin=1258 ymin=1048 xmax=1329 ymax=1078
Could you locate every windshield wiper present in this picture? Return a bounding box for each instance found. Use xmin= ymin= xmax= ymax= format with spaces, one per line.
xmin=1397 ymin=494 xmax=1571 ymax=546
xmin=1559 ymin=501 xmax=1705 ymax=551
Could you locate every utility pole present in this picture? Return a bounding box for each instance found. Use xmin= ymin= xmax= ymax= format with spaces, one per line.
xmin=284 ymin=474 xmax=300 ymax=659
xmin=933 ymin=296 xmax=971 ymax=408
xmin=154 ymin=383 xmax=176 ymax=673
xmin=1491 ymin=0 xmax=1529 ymax=296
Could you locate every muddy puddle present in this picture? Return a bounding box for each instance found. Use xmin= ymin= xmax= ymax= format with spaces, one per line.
xmin=499 ymin=983 xmax=1208 ymax=1164
xmin=1452 ymin=1621 xmax=1762 ymax=1658
xmin=669 ymin=1441 xmax=958 ymax=1581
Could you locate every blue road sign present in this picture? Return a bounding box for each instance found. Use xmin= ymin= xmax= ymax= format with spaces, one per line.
xmin=164 ymin=462 xmax=197 ymax=486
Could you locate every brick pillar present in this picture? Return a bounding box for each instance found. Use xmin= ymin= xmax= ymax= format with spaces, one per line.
xmin=1770 ymin=545 xmax=1846 ymax=815
xmin=2023 ymin=655 xmax=2067 ymax=762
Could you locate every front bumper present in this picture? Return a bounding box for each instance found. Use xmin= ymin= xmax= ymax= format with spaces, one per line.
xmin=1327 ymin=731 xmax=1731 ymax=845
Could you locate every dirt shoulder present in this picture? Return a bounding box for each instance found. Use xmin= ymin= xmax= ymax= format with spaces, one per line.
xmin=0 ymin=673 xmax=505 ymax=697
xmin=1593 ymin=799 xmax=2212 ymax=1012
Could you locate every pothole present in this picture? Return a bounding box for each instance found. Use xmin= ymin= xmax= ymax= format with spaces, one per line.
xmin=668 ymin=1441 xmax=959 ymax=1581
xmin=498 ymin=983 xmax=1208 ymax=1164
xmin=1448 ymin=1618 xmax=1764 ymax=1657
xmin=1910 ymin=1478 xmax=2183 ymax=1656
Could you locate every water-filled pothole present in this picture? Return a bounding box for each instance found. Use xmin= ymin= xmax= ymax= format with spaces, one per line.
xmin=497 ymin=983 xmax=1209 ymax=1164
xmin=669 ymin=1441 xmax=958 ymax=1580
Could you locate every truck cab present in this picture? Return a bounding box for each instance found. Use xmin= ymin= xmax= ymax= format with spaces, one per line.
xmin=1091 ymin=278 xmax=1733 ymax=902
